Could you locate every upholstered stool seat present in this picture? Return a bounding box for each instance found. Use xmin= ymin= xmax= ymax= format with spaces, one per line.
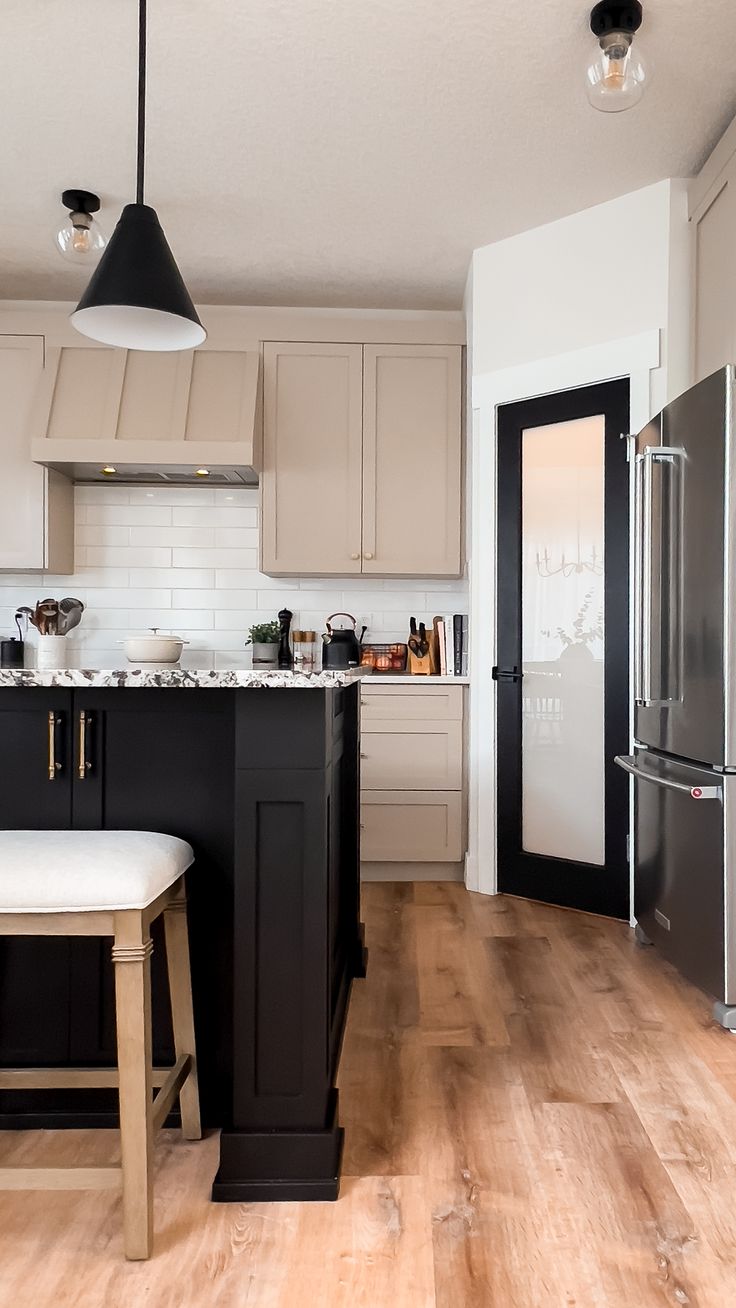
xmin=0 ymin=830 xmax=194 ymax=911
xmin=0 ymin=829 xmax=201 ymax=1261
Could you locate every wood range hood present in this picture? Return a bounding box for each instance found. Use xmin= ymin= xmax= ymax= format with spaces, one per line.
xmin=30 ymin=344 xmax=262 ymax=485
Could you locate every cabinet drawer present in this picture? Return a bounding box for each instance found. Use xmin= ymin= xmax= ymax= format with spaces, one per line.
xmin=360 ymin=720 xmax=462 ymax=790
xmin=360 ymin=790 xmax=463 ymax=862
xmin=360 ymin=683 xmax=463 ymax=722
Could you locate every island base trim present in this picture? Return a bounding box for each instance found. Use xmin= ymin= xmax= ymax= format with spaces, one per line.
xmin=212 ymin=1129 xmax=344 ymax=1203
xmin=212 ymin=1092 xmax=344 ymax=1203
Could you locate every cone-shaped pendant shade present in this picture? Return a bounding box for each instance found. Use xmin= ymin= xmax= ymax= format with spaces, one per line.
xmin=70 ymin=203 xmax=206 ymax=351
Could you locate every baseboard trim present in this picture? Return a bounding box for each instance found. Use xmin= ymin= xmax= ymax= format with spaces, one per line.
xmin=361 ymin=861 xmax=465 ymax=883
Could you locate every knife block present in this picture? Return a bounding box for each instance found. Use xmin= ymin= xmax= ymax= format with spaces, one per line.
xmin=407 ymin=646 xmax=432 ymax=676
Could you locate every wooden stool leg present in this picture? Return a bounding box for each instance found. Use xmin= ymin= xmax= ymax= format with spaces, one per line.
xmin=113 ymin=912 xmax=154 ymax=1261
xmin=163 ymin=881 xmax=202 ymax=1141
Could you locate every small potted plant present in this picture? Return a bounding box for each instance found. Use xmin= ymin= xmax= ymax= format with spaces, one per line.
xmin=246 ymin=620 xmax=281 ymax=668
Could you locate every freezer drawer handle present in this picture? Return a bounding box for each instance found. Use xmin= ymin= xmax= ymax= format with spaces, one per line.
xmin=614 ymin=755 xmax=722 ymax=801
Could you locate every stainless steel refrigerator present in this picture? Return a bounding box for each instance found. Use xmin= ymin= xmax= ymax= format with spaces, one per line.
xmin=615 ymin=365 xmax=736 ymax=1028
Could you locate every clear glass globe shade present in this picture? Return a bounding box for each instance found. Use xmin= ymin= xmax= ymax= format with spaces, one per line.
xmin=54 ymin=216 xmax=107 ymax=263
xmin=586 ymin=35 xmax=651 ymax=113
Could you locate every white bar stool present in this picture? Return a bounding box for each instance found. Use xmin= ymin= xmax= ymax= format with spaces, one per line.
xmin=0 ymin=829 xmax=201 ymax=1260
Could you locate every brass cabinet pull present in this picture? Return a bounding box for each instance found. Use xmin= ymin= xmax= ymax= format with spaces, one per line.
xmin=47 ymin=711 xmax=61 ymax=781
xmin=78 ymin=710 xmax=92 ymax=780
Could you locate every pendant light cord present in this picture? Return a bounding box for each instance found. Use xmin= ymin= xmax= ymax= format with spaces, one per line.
xmin=136 ymin=0 xmax=147 ymax=204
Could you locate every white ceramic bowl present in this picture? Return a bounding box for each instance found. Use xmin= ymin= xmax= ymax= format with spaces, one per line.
xmin=121 ymin=631 xmax=189 ymax=665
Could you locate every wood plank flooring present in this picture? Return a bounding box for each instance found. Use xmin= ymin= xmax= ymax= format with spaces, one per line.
xmin=2 ymin=883 xmax=736 ymax=1305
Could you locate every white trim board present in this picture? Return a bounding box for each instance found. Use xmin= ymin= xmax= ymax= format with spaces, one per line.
xmin=465 ymin=328 xmax=661 ymax=898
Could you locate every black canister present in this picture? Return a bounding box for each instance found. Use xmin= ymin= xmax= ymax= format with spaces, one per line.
xmin=0 ymin=638 xmax=24 ymax=669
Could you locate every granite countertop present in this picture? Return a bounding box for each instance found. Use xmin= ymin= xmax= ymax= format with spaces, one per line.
xmin=0 ymin=668 xmax=365 ymax=689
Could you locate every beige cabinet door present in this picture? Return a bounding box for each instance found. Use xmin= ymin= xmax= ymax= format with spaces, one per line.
xmin=361 ymin=719 xmax=463 ymax=791
xmin=0 ymin=335 xmax=73 ymax=573
xmin=692 ymin=174 xmax=736 ymax=384
xmin=361 ymin=344 xmax=462 ymax=577
xmin=360 ymin=683 xmax=464 ymax=723
xmin=360 ymin=790 xmax=463 ymax=861
xmin=261 ymin=342 xmax=363 ymax=575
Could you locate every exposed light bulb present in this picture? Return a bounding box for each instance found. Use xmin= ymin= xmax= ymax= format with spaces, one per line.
xmin=194 ymin=468 xmax=210 ymax=477
xmin=101 ymin=465 xmax=117 ymax=475
xmin=586 ymin=30 xmax=650 ymax=111
xmin=55 ymin=190 xmax=107 ymax=263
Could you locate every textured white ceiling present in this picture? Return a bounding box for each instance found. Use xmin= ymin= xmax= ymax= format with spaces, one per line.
xmin=1 ymin=0 xmax=735 ymax=310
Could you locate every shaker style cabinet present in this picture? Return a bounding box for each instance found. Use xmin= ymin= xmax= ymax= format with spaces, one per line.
xmin=359 ymin=682 xmax=466 ymax=867
xmin=260 ymin=343 xmax=364 ymax=575
xmin=260 ymin=341 xmax=463 ymax=577
xmin=690 ymin=117 xmax=736 ymax=384
xmin=0 ymin=689 xmax=235 ymax=1125
xmin=0 ymin=335 xmax=73 ymax=572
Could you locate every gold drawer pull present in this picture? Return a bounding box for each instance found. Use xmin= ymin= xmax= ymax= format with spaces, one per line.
xmin=47 ymin=711 xmax=61 ymax=781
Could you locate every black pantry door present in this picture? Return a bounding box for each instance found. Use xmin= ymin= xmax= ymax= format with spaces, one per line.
xmin=496 ymin=379 xmax=630 ymax=919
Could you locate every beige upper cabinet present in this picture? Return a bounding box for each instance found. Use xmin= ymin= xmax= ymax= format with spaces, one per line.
xmin=690 ymin=118 xmax=736 ymax=384
xmin=0 ymin=335 xmax=73 ymax=573
xmin=261 ymin=342 xmax=363 ymax=575
xmin=362 ymin=345 xmax=462 ymax=576
xmin=260 ymin=341 xmax=463 ymax=577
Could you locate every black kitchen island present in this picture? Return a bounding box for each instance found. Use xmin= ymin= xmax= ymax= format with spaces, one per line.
xmin=0 ymin=667 xmax=366 ymax=1202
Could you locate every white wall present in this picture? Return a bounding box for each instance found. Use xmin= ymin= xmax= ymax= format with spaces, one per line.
xmin=472 ymin=179 xmax=691 ymax=404
xmin=466 ymin=178 xmax=692 ymax=895
xmin=0 ymin=484 xmax=468 ymax=669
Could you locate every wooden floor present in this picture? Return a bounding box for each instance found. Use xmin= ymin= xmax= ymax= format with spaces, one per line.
xmin=2 ymin=884 xmax=736 ymax=1306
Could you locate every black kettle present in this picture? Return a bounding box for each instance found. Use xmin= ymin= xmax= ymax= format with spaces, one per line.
xmin=321 ymin=613 xmax=366 ymax=669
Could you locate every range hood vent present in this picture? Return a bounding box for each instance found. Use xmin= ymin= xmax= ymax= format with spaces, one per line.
xmin=46 ymin=464 xmax=259 ymax=486
xmin=31 ymin=345 xmax=262 ymax=485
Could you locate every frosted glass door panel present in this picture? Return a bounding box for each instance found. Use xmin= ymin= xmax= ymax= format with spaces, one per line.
xmin=521 ymin=416 xmax=605 ymax=866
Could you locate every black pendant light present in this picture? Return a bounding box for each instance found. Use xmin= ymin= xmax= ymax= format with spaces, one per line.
xmin=70 ymin=0 xmax=206 ymax=351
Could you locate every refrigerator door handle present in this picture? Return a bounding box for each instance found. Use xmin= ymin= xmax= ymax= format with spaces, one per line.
xmin=634 ymin=453 xmax=645 ymax=705
xmin=614 ymin=754 xmax=722 ymax=801
xmin=638 ymin=446 xmax=684 ymax=707
xmin=640 ymin=449 xmax=654 ymax=705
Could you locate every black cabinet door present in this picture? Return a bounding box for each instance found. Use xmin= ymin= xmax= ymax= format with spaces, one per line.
xmin=70 ymin=689 xmax=236 ymax=1122
xmin=0 ymin=691 xmax=73 ymax=1067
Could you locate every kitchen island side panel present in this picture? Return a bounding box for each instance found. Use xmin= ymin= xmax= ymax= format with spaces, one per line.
xmin=214 ymin=683 xmax=362 ymax=1200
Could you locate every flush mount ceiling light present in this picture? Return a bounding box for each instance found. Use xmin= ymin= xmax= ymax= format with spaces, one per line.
xmin=70 ymin=0 xmax=206 ymax=351
xmin=55 ymin=190 xmax=106 ymax=263
xmin=586 ymin=1 xmax=651 ymax=112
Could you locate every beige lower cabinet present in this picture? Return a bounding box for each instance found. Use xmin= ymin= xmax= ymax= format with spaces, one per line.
xmin=360 ymin=681 xmax=466 ymax=879
xmin=361 ymin=791 xmax=463 ymax=862
xmin=361 ymin=719 xmax=462 ymax=791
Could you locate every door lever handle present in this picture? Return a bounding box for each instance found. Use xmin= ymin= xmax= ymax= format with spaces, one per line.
xmin=492 ymin=666 xmax=522 ymax=683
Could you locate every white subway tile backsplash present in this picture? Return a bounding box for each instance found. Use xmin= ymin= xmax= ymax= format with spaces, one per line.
xmin=128 ymin=568 xmax=215 ymax=589
xmin=85 ymin=505 xmax=172 ymax=526
xmin=76 ymin=525 xmax=131 ymax=547
xmin=129 ymin=526 xmax=216 ymax=548
xmin=214 ymin=610 xmax=262 ymax=630
xmin=216 ymin=570 xmax=297 ymax=590
xmin=214 ymin=527 xmax=260 ymax=549
xmin=85 ymin=587 xmax=172 ymax=609
xmin=85 ymin=546 xmax=172 ymax=568
xmin=128 ymin=487 xmax=216 ymax=506
xmin=75 ymin=485 xmax=130 ymax=505
xmin=128 ymin=609 xmax=215 ymax=630
xmin=172 ymin=506 xmax=259 ymax=528
xmin=0 ymin=485 xmax=468 ymax=669
xmin=172 ymin=588 xmax=257 ymax=610
xmin=172 ymin=547 xmax=259 ymax=569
